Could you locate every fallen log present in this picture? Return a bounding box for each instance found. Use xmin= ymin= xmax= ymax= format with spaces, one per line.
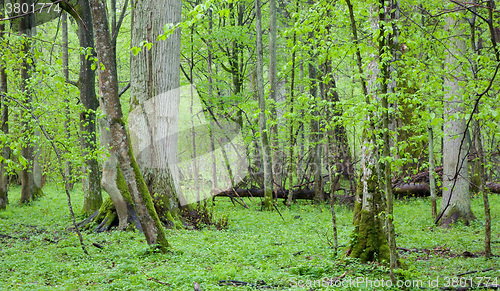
xmin=394 ymin=184 xmax=431 ymax=198
xmin=213 ymin=188 xmax=355 ymax=205
xmin=487 ymin=183 xmax=500 ymax=193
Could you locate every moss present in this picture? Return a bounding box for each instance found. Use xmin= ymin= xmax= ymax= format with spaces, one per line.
xmin=94 ymin=197 xmax=116 ymax=225
xmin=349 ymin=161 xmax=390 ymax=264
xmin=350 ymin=209 xmax=390 ymax=263
xmin=128 ymin=141 xmax=170 ymax=252
xmin=34 ymin=186 xmax=44 ymax=199
xmin=116 ymin=166 xmax=133 ymax=205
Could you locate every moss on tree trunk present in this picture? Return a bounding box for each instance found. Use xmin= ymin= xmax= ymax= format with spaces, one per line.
xmin=349 ymin=167 xmax=390 ymax=263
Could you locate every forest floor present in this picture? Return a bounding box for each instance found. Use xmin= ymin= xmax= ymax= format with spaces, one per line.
xmin=0 ymin=183 xmax=499 ymax=290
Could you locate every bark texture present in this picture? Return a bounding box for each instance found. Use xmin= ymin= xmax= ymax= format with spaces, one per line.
xmin=19 ymin=0 xmax=35 ymax=204
xmin=128 ymin=0 xmax=183 ymax=225
xmin=438 ymin=11 xmax=475 ymax=226
xmin=89 ymin=0 xmax=169 ymax=252
xmin=0 ymin=0 xmax=9 ymax=210
xmin=255 ymin=0 xmax=273 ymax=210
xmin=77 ymin=0 xmax=102 ymax=214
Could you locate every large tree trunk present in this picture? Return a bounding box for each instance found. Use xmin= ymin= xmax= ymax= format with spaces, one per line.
xmin=438 ymin=10 xmax=475 ymax=227
xmin=0 ymin=0 xmax=8 ymax=210
xmin=77 ymin=0 xmax=102 ymax=214
xmin=89 ymin=0 xmax=170 ymax=252
xmin=128 ymin=0 xmax=183 ymax=225
xmin=255 ymin=0 xmax=273 ymax=210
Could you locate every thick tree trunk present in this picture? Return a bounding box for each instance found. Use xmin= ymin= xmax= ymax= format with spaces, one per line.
xmin=77 ymin=0 xmax=102 ymax=214
xmin=438 ymin=11 xmax=475 ymax=227
xmin=128 ymin=0 xmax=183 ymax=225
xmin=350 ymin=136 xmax=390 ymax=262
xmin=89 ymin=0 xmax=170 ymax=252
xmin=255 ymin=0 xmax=273 ymax=210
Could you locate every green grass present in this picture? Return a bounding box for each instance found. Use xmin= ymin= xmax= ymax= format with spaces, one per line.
xmin=0 ymin=184 xmax=499 ymax=290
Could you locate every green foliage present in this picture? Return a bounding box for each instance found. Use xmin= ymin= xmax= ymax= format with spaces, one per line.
xmin=1 ymin=184 xmax=499 ymax=290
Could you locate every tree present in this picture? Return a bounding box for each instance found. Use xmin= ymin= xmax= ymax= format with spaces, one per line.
xmin=128 ymin=0 xmax=183 ymax=224
xmin=255 ymin=0 xmax=273 ymax=210
xmin=19 ymin=0 xmax=36 ymax=204
xmin=89 ymin=0 xmax=170 ymax=252
xmin=77 ymin=0 xmax=102 ymax=215
xmin=0 ymin=0 xmax=8 ymax=210
xmin=437 ymin=8 xmax=475 ymax=227
xmin=346 ymin=0 xmax=389 ymax=263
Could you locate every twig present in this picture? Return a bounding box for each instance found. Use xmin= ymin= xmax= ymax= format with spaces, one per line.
xmin=141 ymin=269 xmax=171 ymax=286
xmin=456 ymin=268 xmax=494 ymax=277
xmin=2 ymin=94 xmax=89 ymax=255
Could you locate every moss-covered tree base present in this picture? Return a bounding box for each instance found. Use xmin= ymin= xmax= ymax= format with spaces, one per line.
xmin=349 ymin=209 xmax=390 ymax=263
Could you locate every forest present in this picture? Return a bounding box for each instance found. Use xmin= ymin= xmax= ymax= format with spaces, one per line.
xmin=0 ymin=0 xmax=499 ymax=289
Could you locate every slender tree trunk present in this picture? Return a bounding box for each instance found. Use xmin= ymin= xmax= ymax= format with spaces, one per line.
xmin=255 ymin=0 xmax=273 ymax=210
xmin=381 ymin=0 xmax=400 ymax=279
xmin=286 ymin=3 xmax=299 ymax=206
xmin=428 ymin=124 xmax=437 ymax=219
xmin=89 ymin=0 xmax=170 ymax=252
xmin=19 ymin=0 xmax=35 ymax=204
xmin=0 ymin=0 xmax=8 ymax=210
xmin=438 ymin=10 xmax=475 ymax=226
xmin=269 ymin=0 xmax=283 ymax=193
xmin=78 ymin=0 xmax=102 ymax=214
xmin=474 ymin=121 xmax=491 ymax=257
xmin=62 ymin=12 xmax=74 ymax=191
xmin=307 ymin=2 xmax=323 ymax=202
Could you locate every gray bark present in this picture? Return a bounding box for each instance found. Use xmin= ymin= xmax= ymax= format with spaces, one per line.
xmin=128 ymin=0 xmax=182 ymax=219
xmin=89 ymin=0 xmax=170 ymax=251
xmin=438 ymin=11 xmax=475 ymax=226
xmin=255 ymin=0 xmax=273 ymax=210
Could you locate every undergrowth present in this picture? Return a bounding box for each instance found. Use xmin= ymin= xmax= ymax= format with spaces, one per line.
xmin=0 ymin=184 xmax=499 ymax=290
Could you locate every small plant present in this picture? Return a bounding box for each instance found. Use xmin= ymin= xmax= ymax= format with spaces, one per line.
xmin=181 ymin=203 xmax=229 ymax=230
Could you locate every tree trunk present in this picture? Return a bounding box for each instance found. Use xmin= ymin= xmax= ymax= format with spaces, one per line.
xmin=255 ymin=0 xmax=273 ymax=210
xmin=428 ymin=124 xmax=437 ymax=219
xmin=19 ymin=0 xmax=35 ymax=204
xmin=62 ymin=12 xmax=74 ymax=191
xmin=128 ymin=0 xmax=183 ymax=226
xmin=0 ymin=0 xmax=8 ymax=210
xmin=77 ymin=0 xmax=102 ymax=215
xmin=346 ymin=0 xmax=390 ymax=263
xmin=307 ymin=0 xmax=323 ymax=203
xmin=438 ymin=10 xmax=475 ymax=227
xmin=89 ymin=0 xmax=170 ymax=252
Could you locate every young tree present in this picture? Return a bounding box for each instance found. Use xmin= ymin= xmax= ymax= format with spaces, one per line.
xmin=0 ymin=0 xmax=8 ymax=210
xmin=255 ymin=0 xmax=273 ymax=210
